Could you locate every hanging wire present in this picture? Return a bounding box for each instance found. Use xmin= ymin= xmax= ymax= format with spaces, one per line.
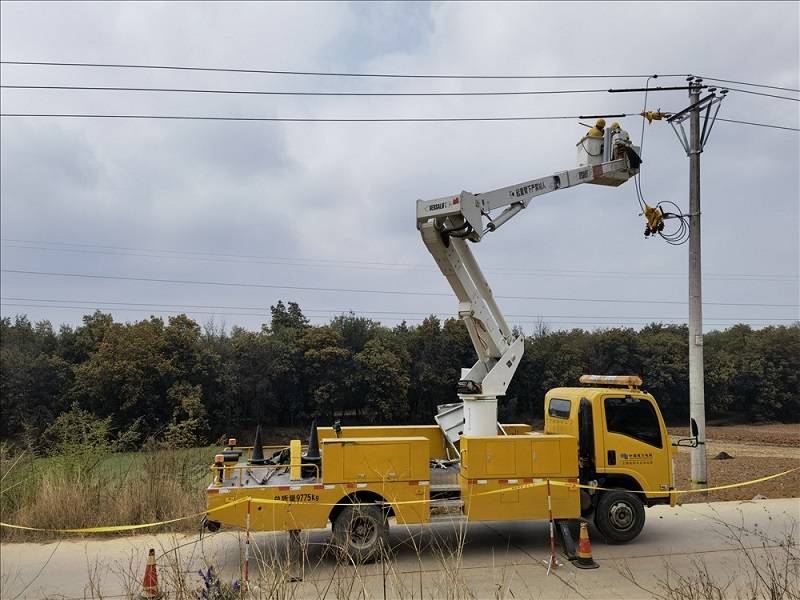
xmin=634 ymin=78 xmax=691 ymax=245
xmin=656 ymin=201 xmax=691 ymax=245
xmin=633 ymin=77 xmax=653 ymax=214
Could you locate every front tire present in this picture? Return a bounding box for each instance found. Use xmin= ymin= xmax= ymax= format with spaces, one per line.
xmin=593 ymin=490 xmax=645 ymax=544
xmin=331 ymin=504 xmax=388 ymax=563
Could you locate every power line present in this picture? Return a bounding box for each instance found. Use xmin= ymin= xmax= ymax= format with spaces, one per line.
xmin=2 ymin=112 xmax=796 ymax=131
xmin=716 ymin=117 xmax=800 ymax=132
xmin=0 ymin=61 xmax=686 ymax=80
xmin=721 ymin=86 xmax=799 ymax=102
xmin=0 ymin=112 xmax=591 ymax=123
xmin=0 ymin=84 xmax=611 ymax=97
xmin=1 ymin=303 xmax=793 ymax=330
xmin=5 ymin=82 xmax=797 ymax=102
xmin=3 ymin=240 xmax=797 ymax=282
xmin=3 ymin=297 xmax=794 ymax=322
xmin=2 ymin=268 xmax=797 ymax=308
xmin=699 ymin=76 xmax=800 ymax=93
xmin=1 ymin=61 xmax=792 ymax=92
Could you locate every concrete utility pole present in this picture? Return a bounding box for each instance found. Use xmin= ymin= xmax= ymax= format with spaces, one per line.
xmin=622 ymin=76 xmax=726 ymax=489
xmin=687 ymin=80 xmax=707 ymax=490
xmin=664 ymin=77 xmax=726 ymax=489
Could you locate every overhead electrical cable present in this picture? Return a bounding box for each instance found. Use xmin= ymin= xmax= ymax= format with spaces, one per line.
xmin=3 ymin=240 xmax=796 ymax=281
xmin=719 ymin=86 xmax=799 ymax=102
xmin=0 ymin=61 xmax=687 ymax=80
xmin=2 ymin=269 xmax=797 ymax=308
xmin=8 ymin=302 xmax=782 ymax=328
xmin=0 ymin=238 xmax=800 ymax=281
xmin=1 ymin=112 xmax=795 ymax=130
xmin=1 ymin=62 xmax=792 ymax=91
xmin=715 ymin=118 xmax=800 ymax=132
xmin=699 ymin=76 xmax=800 ymax=93
xmin=0 ymin=84 xmax=613 ymax=97
xmin=3 ymin=297 xmax=794 ymax=322
xmin=2 ymin=83 xmax=796 ymax=102
xmin=0 ymin=112 xmax=593 ymax=122
xmin=0 ymin=303 xmax=791 ymax=329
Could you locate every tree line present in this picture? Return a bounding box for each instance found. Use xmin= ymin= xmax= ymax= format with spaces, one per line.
xmin=1 ymin=301 xmax=798 ymax=450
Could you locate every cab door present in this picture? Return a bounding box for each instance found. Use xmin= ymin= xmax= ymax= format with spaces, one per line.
xmin=598 ymin=394 xmax=671 ymax=498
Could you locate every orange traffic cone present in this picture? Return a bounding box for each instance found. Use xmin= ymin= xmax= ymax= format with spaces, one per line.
xmin=141 ymin=548 xmax=162 ymax=599
xmin=574 ymin=522 xmax=599 ymax=569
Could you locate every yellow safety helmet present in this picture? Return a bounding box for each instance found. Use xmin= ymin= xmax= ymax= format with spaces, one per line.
xmin=610 ymin=121 xmax=620 ymax=130
xmin=595 ymin=118 xmax=606 ymax=129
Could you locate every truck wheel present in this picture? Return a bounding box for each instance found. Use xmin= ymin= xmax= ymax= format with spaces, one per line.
xmin=332 ymin=504 xmax=388 ymax=563
xmin=593 ymin=490 xmax=645 ymax=544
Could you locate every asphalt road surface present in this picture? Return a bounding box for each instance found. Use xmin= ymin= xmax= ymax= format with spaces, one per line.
xmin=2 ymin=498 xmax=798 ymax=599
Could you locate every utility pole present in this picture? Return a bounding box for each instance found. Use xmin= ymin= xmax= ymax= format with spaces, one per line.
xmin=665 ymin=76 xmax=726 ymax=489
xmin=613 ymin=76 xmax=727 ymax=490
xmin=687 ymin=79 xmax=707 ymax=490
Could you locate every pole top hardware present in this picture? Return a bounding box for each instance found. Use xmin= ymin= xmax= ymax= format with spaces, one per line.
xmin=667 ymin=89 xmax=727 ymax=156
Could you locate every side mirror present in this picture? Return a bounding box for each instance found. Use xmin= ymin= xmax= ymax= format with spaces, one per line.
xmin=333 ymin=420 xmax=342 ymax=438
xmin=672 ymin=418 xmax=700 ymax=448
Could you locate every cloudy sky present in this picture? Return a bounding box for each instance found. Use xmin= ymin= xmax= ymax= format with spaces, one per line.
xmin=1 ymin=1 xmax=798 ymax=334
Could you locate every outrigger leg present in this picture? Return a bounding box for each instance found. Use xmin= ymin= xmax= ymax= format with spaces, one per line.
xmin=556 ymin=520 xmax=578 ymax=560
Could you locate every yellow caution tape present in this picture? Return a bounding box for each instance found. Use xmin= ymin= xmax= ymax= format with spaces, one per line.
xmin=473 ymin=466 xmax=800 ymax=498
xmin=0 ymin=498 xmax=251 ymax=533
xmin=551 ymin=466 xmax=800 ymax=496
xmin=2 ymin=467 xmax=797 ymax=533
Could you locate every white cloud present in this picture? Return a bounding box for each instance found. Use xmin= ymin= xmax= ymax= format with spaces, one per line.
xmin=1 ymin=1 xmax=797 ymax=331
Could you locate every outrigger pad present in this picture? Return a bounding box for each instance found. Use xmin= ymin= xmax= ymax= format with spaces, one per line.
xmin=249 ymin=424 xmax=267 ymax=465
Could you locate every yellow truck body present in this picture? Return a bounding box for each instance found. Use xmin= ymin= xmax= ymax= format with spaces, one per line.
xmin=206 ymin=380 xmax=676 ymax=557
xmin=460 ymin=434 xmax=580 ymax=521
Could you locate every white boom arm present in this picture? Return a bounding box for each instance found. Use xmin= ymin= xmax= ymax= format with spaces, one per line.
xmin=417 ymin=134 xmax=640 ymax=440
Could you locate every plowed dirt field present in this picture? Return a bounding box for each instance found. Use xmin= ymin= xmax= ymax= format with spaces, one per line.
xmin=668 ymin=423 xmax=799 ymax=503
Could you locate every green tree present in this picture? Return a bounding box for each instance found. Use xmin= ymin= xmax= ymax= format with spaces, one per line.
xmin=299 ymin=327 xmax=351 ymax=421
xmin=269 ymin=301 xmax=309 ymax=333
xmin=330 ymin=313 xmax=381 ymax=354
xmin=355 ymin=338 xmax=410 ymax=423
xmin=0 ymin=317 xmax=73 ymax=439
xmin=70 ymin=318 xmax=167 ymax=428
xmin=41 ymin=401 xmax=112 ymax=456
xmin=405 ymin=316 xmax=451 ymax=420
xmin=164 ymin=383 xmax=210 ymax=448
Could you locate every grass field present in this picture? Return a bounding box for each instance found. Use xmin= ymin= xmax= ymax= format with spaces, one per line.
xmin=1 ymin=424 xmax=797 ymax=541
xmin=0 ymin=444 xmax=216 ymax=541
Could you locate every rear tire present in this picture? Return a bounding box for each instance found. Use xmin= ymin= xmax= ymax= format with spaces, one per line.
xmin=331 ymin=504 xmax=388 ymax=563
xmin=593 ymin=490 xmax=645 ymax=544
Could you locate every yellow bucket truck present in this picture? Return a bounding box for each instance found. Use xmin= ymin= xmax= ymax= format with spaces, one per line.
xmin=206 ymin=122 xmax=683 ymax=561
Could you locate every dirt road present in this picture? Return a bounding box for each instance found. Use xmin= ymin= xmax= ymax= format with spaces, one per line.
xmin=2 ymin=498 xmax=798 ymax=599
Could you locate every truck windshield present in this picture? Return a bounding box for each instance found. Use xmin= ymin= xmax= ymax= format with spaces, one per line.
xmin=604 ymin=396 xmax=662 ymax=448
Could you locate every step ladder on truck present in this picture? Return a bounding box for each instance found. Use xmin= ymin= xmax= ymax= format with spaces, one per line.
xmin=205 ymin=120 xmax=686 ymax=562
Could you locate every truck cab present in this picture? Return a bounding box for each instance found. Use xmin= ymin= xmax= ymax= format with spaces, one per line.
xmin=545 ymin=375 xmax=675 ymax=542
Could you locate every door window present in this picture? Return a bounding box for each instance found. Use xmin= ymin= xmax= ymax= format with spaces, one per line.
xmin=604 ymin=396 xmax=662 ymax=448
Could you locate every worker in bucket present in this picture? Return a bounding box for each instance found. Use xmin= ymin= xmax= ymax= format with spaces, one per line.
xmin=586 ymin=118 xmax=606 ymax=137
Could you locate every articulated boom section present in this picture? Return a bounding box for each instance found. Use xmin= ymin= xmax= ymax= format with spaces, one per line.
xmin=418 ymin=224 xmax=519 ymax=398
xmin=416 ymin=147 xmax=639 ymax=441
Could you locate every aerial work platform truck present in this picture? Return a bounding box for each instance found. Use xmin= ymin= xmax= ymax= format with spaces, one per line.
xmin=206 ymin=121 xmax=680 ymax=561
